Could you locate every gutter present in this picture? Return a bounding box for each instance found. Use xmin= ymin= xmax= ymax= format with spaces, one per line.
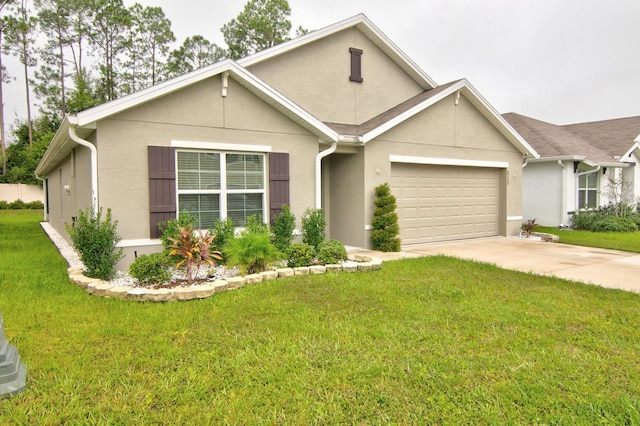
xmin=558 ymin=160 xmax=566 ymax=227
xmin=315 ymin=142 xmax=337 ymax=209
xmin=35 ymin=173 xmax=47 ymax=221
xmin=68 ymin=126 xmax=98 ymax=212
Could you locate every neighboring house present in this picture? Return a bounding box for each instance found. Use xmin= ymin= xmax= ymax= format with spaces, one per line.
xmin=36 ymin=14 xmax=537 ymax=270
xmin=503 ymin=113 xmax=640 ymax=227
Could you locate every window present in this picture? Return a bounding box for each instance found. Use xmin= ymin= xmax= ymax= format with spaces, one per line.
xmin=578 ymin=172 xmax=598 ymax=209
xmin=176 ymin=151 xmax=265 ymax=228
xmin=349 ymin=47 xmax=363 ymax=82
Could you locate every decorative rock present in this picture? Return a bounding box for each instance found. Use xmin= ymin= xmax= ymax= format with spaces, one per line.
xmin=126 ymin=287 xmax=148 ymax=301
xmin=342 ymin=262 xmax=358 ymax=273
xmin=357 ymin=262 xmax=374 ymax=272
xmin=294 ymin=267 xmax=309 ymax=275
xmin=350 ymin=254 xmax=373 ymax=263
xmin=145 ymin=288 xmax=173 ymax=302
xmin=325 ymin=264 xmax=343 ymax=272
xmin=245 ymin=274 xmax=264 ymax=285
xmin=108 ymin=286 xmax=133 ymax=299
xmin=227 ymin=276 xmax=247 ymax=289
xmin=309 ymin=265 xmax=326 ymax=274
xmin=260 ymin=271 xmax=278 ymax=281
xmin=371 ymin=259 xmax=383 ymax=270
xmin=194 ymin=284 xmax=216 ymax=299
xmin=277 ymin=268 xmax=294 ymax=278
xmin=211 ymin=280 xmax=229 ymax=292
xmin=173 ymin=287 xmax=198 ymax=301
xmin=93 ymin=283 xmax=115 ymax=297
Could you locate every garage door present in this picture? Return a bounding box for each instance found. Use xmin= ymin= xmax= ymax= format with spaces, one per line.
xmin=391 ymin=164 xmax=501 ymax=245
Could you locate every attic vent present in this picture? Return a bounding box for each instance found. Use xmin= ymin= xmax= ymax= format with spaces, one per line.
xmin=349 ymin=48 xmax=363 ymax=83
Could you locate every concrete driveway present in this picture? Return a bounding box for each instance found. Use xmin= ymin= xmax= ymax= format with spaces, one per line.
xmin=351 ymin=237 xmax=640 ymax=293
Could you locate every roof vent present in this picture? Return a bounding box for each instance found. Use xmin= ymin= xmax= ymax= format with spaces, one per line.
xmin=349 ymin=48 xmax=363 ymax=83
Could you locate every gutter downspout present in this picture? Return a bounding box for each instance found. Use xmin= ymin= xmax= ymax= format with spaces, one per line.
xmin=558 ymin=160 xmax=566 ymax=227
xmin=315 ymin=142 xmax=337 ymax=209
xmin=35 ymin=174 xmax=47 ymax=221
xmin=68 ymin=126 xmax=98 ymax=212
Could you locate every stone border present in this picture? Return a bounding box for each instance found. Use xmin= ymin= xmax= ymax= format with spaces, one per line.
xmin=67 ymin=254 xmax=383 ymax=302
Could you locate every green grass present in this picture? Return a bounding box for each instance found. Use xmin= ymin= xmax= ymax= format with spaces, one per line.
xmin=538 ymin=226 xmax=640 ymax=253
xmin=2 ymin=211 xmax=640 ymax=423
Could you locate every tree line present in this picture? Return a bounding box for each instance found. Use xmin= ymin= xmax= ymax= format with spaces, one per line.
xmin=0 ymin=0 xmax=305 ymax=184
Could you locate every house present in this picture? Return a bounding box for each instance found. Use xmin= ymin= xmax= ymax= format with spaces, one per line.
xmin=36 ymin=14 xmax=537 ymax=270
xmin=503 ymin=113 xmax=640 ymax=227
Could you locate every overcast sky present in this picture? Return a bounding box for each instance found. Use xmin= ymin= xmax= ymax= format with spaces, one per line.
xmin=5 ymin=0 xmax=640 ymax=127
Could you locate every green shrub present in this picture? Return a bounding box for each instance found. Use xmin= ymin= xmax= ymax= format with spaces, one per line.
xmin=66 ymin=206 xmax=123 ymax=280
xmin=301 ymin=208 xmax=326 ymax=250
xmin=317 ymin=239 xmax=347 ymax=265
xmin=225 ymin=232 xmax=280 ymax=275
xmin=159 ymin=211 xmax=197 ymax=257
xmin=286 ymin=243 xmax=316 ymax=268
xmin=211 ymin=217 xmax=235 ymax=264
xmin=26 ymin=200 xmax=44 ymax=209
xmin=271 ymin=205 xmax=296 ymax=252
xmin=245 ymin=214 xmax=269 ymax=235
xmin=0 ymin=201 xmax=8 ymax=210
xmin=370 ymin=183 xmax=401 ymax=252
xmin=129 ymin=252 xmax=171 ymax=285
xmin=590 ymin=217 xmax=638 ymax=232
xmin=571 ymin=211 xmax=603 ymax=231
xmin=9 ymin=199 xmax=25 ymax=210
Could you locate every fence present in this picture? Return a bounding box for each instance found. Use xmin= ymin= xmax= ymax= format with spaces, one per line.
xmin=0 ymin=183 xmax=44 ymax=203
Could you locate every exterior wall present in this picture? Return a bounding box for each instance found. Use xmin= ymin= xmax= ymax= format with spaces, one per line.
xmin=523 ymin=161 xmax=564 ymax=226
xmin=0 ymin=184 xmax=43 ymax=203
xmin=93 ymin=76 xmax=320 ymax=269
xmin=355 ymin=93 xmax=524 ymax=246
xmin=247 ymin=28 xmax=424 ymax=125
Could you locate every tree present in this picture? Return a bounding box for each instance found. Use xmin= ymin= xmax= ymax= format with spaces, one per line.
xmin=66 ymin=68 xmax=99 ymax=114
xmin=4 ymin=0 xmax=37 ymax=146
xmin=370 ymin=183 xmax=401 ymax=252
xmin=221 ymin=0 xmax=294 ymax=60
xmin=164 ymin=35 xmax=224 ymax=79
xmin=0 ymin=0 xmax=16 ymax=176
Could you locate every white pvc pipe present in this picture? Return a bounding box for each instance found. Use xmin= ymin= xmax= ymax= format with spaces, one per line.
xmin=314 ymin=142 xmax=337 ymax=209
xmin=68 ymin=127 xmax=98 ymax=213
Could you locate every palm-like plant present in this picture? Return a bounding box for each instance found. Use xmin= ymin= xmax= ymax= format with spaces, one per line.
xmin=167 ymin=225 xmax=222 ymax=283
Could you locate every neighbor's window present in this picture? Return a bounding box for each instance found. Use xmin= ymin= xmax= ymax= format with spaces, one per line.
xmin=176 ymin=151 xmax=265 ymax=228
xmin=578 ymin=172 xmax=598 ymax=210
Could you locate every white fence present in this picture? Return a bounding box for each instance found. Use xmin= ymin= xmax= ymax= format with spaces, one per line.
xmin=0 ymin=183 xmax=44 ymax=203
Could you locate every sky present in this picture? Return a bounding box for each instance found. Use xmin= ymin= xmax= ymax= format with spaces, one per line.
xmin=4 ymin=0 xmax=640 ymax=128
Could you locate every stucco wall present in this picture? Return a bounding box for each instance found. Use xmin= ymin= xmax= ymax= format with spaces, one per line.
xmin=0 ymin=184 xmax=43 ymax=203
xmin=247 ymin=27 xmax=424 ymax=125
xmin=523 ymin=161 xmax=564 ymax=226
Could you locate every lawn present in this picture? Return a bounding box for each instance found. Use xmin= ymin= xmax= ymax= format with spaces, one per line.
xmin=2 ymin=210 xmax=640 ymax=424
xmin=537 ymin=226 xmax=640 ymax=253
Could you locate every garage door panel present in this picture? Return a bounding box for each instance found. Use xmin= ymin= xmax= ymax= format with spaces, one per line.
xmin=391 ymin=164 xmax=501 ymax=245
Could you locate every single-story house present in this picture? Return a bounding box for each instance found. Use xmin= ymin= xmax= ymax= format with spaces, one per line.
xmin=36 ymin=14 xmax=537 ymax=270
xmin=503 ymin=113 xmax=640 ymax=227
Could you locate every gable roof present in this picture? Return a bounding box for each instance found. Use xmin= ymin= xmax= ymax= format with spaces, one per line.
xmin=503 ymin=112 xmax=640 ymax=166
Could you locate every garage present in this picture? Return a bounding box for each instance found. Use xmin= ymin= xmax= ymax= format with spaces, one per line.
xmin=390 ymin=163 xmax=502 ymax=245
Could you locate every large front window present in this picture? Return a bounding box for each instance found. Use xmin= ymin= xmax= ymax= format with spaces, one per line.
xmin=578 ymin=172 xmax=598 ymax=210
xmin=177 ymin=151 xmax=265 ymax=228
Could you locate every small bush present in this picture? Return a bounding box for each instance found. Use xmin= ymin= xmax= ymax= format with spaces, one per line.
xmin=286 ymin=243 xmax=316 ymax=268
xmin=590 ymin=217 xmax=638 ymax=233
xmin=211 ymin=217 xmax=235 ymax=264
xmin=317 ymin=239 xmax=347 ymax=265
xmin=271 ymin=205 xmax=296 ymax=252
xmin=9 ymin=199 xmax=25 ymax=210
xmin=521 ymin=218 xmax=539 ymax=237
xmin=0 ymin=201 xmax=8 ymax=210
xmin=245 ymin=214 xmax=269 ymax=235
xmin=66 ymin=206 xmax=123 ymax=280
xmin=129 ymin=252 xmax=171 ymax=285
xmin=370 ymin=183 xmax=401 ymax=252
xmin=225 ymin=232 xmax=280 ymax=275
xmin=26 ymin=200 xmax=44 ymax=209
xmin=301 ymin=208 xmax=326 ymax=250
xmin=167 ymin=226 xmax=222 ymax=284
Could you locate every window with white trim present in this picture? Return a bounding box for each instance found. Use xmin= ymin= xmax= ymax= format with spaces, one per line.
xmin=578 ymin=172 xmax=598 ymax=210
xmin=176 ymin=151 xmax=265 ymax=228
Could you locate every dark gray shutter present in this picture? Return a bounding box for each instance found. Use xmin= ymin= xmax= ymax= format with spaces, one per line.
xmin=148 ymin=146 xmax=176 ymax=238
xmin=269 ymin=152 xmax=289 ymax=224
xmin=349 ymin=48 xmax=363 ymax=82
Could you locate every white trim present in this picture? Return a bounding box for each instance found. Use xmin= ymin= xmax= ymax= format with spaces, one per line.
xmin=364 ymin=224 xmax=373 ymax=231
xmin=507 ymin=216 xmax=523 ymax=221
xmin=172 ymin=140 xmax=272 ymax=153
xmin=117 ymin=239 xmax=162 ymax=248
xmin=389 ymin=155 xmax=509 ymax=169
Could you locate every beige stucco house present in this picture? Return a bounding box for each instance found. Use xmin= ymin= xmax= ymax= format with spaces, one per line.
xmin=36 ymin=14 xmax=537 ymax=269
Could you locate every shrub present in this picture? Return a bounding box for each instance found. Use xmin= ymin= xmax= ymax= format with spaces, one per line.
xmin=245 ymin=214 xmax=269 ymax=235
xmin=225 ymin=231 xmax=280 ymax=275
xmin=590 ymin=217 xmax=638 ymax=233
xmin=159 ymin=211 xmax=197 ymax=253
xmin=9 ymin=199 xmax=25 ymax=210
xmin=0 ymin=201 xmax=8 ymax=210
xmin=26 ymin=200 xmax=44 ymax=209
xmin=271 ymin=205 xmax=296 ymax=252
xmin=317 ymin=239 xmax=347 ymax=265
xmin=370 ymin=183 xmax=401 ymax=252
xmin=66 ymin=206 xmax=123 ymax=280
xmin=301 ymin=208 xmax=326 ymax=250
xmin=167 ymin=226 xmax=222 ymax=284
xmin=211 ymin=217 xmax=235 ymax=264
xmin=286 ymin=243 xmax=316 ymax=268
xmin=521 ymin=218 xmax=539 ymax=237
xmin=129 ymin=252 xmax=171 ymax=285
xmin=571 ymin=211 xmax=602 ymax=231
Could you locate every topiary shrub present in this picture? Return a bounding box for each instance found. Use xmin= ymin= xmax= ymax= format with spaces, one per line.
xmin=271 ymin=205 xmax=296 ymax=252
xmin=370 ymin=183 xmax=401 ymax=252
xmin=301 ymin=208 xmax=326 ymax=250
xmin=129 ymin=252 xmax=171 ymax=285
xmin=286 ymin=243 xmax=316 ymax=268
xmin=317 ymin=239 xmax=347 ymax=265
xmin=66 ymin=206 xmax=123 ymax=280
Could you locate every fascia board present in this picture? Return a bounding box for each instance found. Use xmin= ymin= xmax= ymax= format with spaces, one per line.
xmin=527 ymin=155 xmax=587 ymax=163
xmin=238 ymin=14 xmax=437 ymax=90
xmin=622 ymin=141 xmax=640 ymax=160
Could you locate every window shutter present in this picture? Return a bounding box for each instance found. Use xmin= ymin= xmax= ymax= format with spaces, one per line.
xmin=349 ymin=48 xmax=363 ymax=82
xmin=269 ymin=152 xmax=289 ymax=224
xmin=148 ymin=146 xmax=176 ymax=238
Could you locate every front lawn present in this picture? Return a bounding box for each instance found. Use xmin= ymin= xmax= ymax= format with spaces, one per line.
xmin=2 ymin=211 xmax=640 ymax=423
xmin=538 ymin=226 xmax=640 ymax=253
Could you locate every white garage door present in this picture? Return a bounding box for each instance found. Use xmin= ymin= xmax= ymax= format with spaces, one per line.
xmin=391 ymin=164 xmax=501 ymax=245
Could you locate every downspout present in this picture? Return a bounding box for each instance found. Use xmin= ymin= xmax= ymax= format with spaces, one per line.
xmin=557 ymin=160 xmax=566 ymax=227
xmin=35 ymin=173 xmax=47 ymax=221
xmin=315 ymin=142 xmax=337 ymax=209
xmin=68 ymin=126 xmax=98 ymax=212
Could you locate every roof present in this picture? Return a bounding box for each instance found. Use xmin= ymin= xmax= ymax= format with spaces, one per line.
xmin=503 ymin=113 xmax=640 ymax=166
